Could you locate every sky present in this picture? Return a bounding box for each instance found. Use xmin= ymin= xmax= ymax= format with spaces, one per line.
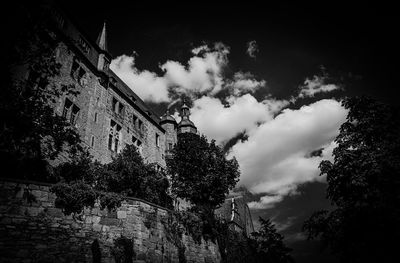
xmin=29 ymin=1 xmax=400 ymax=261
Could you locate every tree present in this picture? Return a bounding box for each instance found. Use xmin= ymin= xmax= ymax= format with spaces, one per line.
xmin=248 ymin=218 xmax=294 ymax=263
xmin=303 ymin=96 xmax=400 ymax=262
xmin=0 ymin=3 xmax=81 ymax=181
xmin=97 ymin=144 xmax=172 ymax=208
xmin=52 ymin=144 xmax=173 ymax=215
xmin=217 ymin=217 xmax=294 ymax=263
xmin=167 ymin=133 xmax=240 ymax=211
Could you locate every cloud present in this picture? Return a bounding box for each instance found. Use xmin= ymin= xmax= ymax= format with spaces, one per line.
xmin=110 ymin=55 xmax=170 ymax=103
xmin=111 ymin=42 xmax=266 ymax=102
xmin=246 ymin=40 xmax=259 ymax=58
xmin=190 ymin=94 xmax=288 ymax=144
xmin=248 ymin=195 xmax=284 ymax=210
xmin=298 ymin=74 xmax=341 ymax=98
xmin=228 ymin=99 xmax=347 ymax=207
xmin=161 ymin=42 xmax=229 ymax=97
xmin=226 ymin=72 xmax=266 ymax=96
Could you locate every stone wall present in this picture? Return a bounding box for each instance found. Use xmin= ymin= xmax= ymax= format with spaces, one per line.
xmin=0 ymin=179 xmax=220 ymax=263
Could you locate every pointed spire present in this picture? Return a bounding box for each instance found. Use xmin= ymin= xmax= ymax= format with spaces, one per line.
xmin=96 ymin=21 xmax=108 ymax=52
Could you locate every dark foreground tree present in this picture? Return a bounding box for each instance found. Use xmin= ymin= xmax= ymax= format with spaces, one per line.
xmin=249 ymin=218 xmax=294 ymax=263
xmin=167 ymin=132 xmax=240 ymax=211
xmin=166 ymin=132 xmax=240 ymax=244
xmin=303 ymin=96 xmax=400 ymax=262
xmin=0 ymin=3 xmax=80 ymax=181
xmin=218 ymin=217 xmax=293 ymax=263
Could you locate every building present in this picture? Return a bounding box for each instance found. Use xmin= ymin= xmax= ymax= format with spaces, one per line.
xmin=30 ymin=5 xmax=199 ymax=169
xmin=19 ymin=3 xmax=253 ymax=234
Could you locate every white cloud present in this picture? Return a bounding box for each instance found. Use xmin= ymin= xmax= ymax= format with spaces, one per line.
xmin=111 ymin=43 xmax=266 ymax=102
xmin=246 ymin=40 xmax=259 ymax=58
xmin=227 ymin=72 xmax=266 ymax=96
xmin=229 ymin=99 xmax=347 ymax=206
xmin=298 ymin=75 xmax=340 ymax=98
xmin=190 ymin=94 xmax=288 ymax=144
xmin=161 ymin=42 xmax=229 ymax=97
xmin=110 ymin=55 xmax=170 ymax=103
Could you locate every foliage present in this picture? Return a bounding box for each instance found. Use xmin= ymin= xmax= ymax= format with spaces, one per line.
xmin=303 ymin=96 xmax=400 ymax=262
xmin=97 ymin=144 xmax=172 ymax=208
xmin=217 ymin=217 xmax=293 ymax=263
xmin=52 ymin=145 xmax=172 ymax=215
xmin=167 ymin=133 xmax=240 ymax=210
xmin=0 ymin=3 xmax=81 ymax=181
xmin=248 ymin=218 xmax=294 ymax=263
xmin=162 ymin=212 xmax=186 ymax=263
xmin=51 ymin=181 xmax=96 ymax=215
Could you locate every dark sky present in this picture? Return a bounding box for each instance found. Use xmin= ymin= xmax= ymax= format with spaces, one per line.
xmin=58 ymin=1 xmax=398 ymax=107
xmin=7 ymin=1 xmax=398 ymax=262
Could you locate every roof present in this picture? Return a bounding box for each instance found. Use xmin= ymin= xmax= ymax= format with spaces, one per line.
xmin=160 ymin=110 xmax=177 ymax=125
xmin=178 ymin=118 xmax=196 ymax=128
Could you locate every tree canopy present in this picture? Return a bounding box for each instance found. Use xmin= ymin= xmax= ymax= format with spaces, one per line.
xmin=167 ymin=132 xmax=240 ymax=210
xmin=303 ymin=96 xmax=400 ymax=262
xmin=52 ymin=145 xmax=173 ymax=214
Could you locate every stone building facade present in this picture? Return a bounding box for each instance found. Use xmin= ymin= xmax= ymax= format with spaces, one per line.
xmin=17 ymin=2 xmax=254 ymax=239
xmin=37 ymin=5 xmax=197 ymax=168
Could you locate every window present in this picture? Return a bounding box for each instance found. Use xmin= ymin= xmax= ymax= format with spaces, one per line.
xmin=62 ymin=98 xmax=72 ymax=118
xmin=62 ymin=98 xmax=79 ymax=125
xmin=109 ymin=120 xmax=122 ymax=153
xmin=70 ymin=59 xmax=80 ymax=77
xmin=70 ymin=58 xmax=86 ymax=85
xmin=94 ymin=112 xmax=98 ymax=123
xmin=112 ymin=97 xmax=118 ymax=112
xmin=168 ymin=143 xmax=173 ymax=151
xmin=115 ymin=125 xmax=121 ymax=152
xmin=132 ymin=135 xmax=143 ymax=155
xmin=156 ymin=133 xmax=160 ymax=147
xmin=118 ymin=103 xmax=124 ymax=115
xmin=91 ymin=136 xmax=95 ymax=147
xmin=132 ymin=114 xmax=138 ymax=126
xmin=70 ymin=105 xmax=80 ymax=125
xmin=111 ymin=97 xmax=124 ymax=117
xmin=138 ymin=120 xmax=143 ymax=131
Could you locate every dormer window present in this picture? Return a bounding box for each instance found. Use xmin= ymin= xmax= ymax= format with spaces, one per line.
xmin=78 ymin=36 xmax=91 ymax=54
xmin=103 ymin=59 xmax=110 ymax=71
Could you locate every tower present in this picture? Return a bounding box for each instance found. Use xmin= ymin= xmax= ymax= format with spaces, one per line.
xmin=177 ymin=102 xmax=197 ymax=135
xmin=160 ymin=109 xmax=178 ymax=159
xmin=96 ymin=22 xmax=111 ymax=72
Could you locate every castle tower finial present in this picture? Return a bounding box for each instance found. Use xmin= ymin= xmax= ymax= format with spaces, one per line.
xmin=177 ymin=101 xmax=197 ymax=135
xmin=96 ymin=21 xmax=108 ymax=52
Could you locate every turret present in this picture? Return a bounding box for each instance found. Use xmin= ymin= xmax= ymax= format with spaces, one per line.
xmin=96 ymin=22 xmax=111 ymax=71
xmin=177 ymin=102 xmax=197 ymax=135
xmin=160 ymin=109 xmax=178 ymax=158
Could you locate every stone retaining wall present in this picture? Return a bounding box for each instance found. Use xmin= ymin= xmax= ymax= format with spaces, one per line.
xmin=0 ymin=179 xmax=220 ymax=263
